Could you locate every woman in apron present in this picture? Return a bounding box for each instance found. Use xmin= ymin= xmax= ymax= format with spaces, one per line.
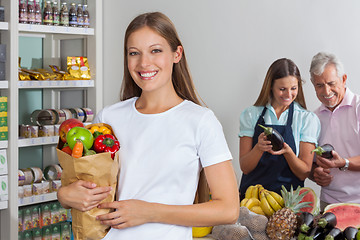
xmin=239 ymin=58 xmax=321 ymax=198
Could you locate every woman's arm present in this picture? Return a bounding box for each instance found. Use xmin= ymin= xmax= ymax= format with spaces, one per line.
xmin=96 ymin=160 xmax=240 ymax=229
xmin=239 ymin=134 xmax=272 ymax=174
xmin=272 ymin=141 xmax=315 ymax=180
xmin=57 ymin=180 xmax=113 ymax=211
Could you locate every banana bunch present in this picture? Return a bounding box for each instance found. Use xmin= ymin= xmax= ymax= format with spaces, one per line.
xmin=241 ymin=185 xmax=285 ymax=217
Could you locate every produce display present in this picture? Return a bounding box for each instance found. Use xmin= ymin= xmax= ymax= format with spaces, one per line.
xmin=240 ymin=184 xmax=284 ymax=217
xmin=324 ymin=203 xmax=360 ymax=231
xmin=258 ymin=124 xmax=284 ymax=151
xmin=237 ymin=184 xmax=360 ymax=240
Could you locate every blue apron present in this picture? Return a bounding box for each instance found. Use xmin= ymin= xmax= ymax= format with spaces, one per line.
xmin=239 ymin=102 xmax=303 ymax=199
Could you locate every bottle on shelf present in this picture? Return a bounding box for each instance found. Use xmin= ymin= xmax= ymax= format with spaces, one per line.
xmin=76 ymin=4 xmax=83 ymax=28
xmin=69 ymin=3 xmax=77 ymax=27
xmin=60 ymin=2 xmax=69 ymax=27
xmin=83 ymin=4 xmax=90 ymax=28
xmin=52 ymin=1 xmax=60 ymax=26
xmin=27 ymin=0 xmax=36 ymax=24
xmin=34 ymin=0 xmax=42 ymax=25
xmin=43 ymin=1 xmax=53 ymax=25
xmin=19 ymin=0 xmax=28 ymax=24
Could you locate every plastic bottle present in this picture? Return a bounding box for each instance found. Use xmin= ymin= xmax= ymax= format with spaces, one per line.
xmin=60 ymin=2 xmax=69 ymax=26
xmin=27 ymin=0 xmax=35 ymax=24
xmin=76 ymin=4 xmax=83 ymax=27
xmin=52 ymin=1 xmax=60 ymax=26
xmin=19 ymin=0 xmax=28 ymax=24
xmin=69 ymin=3 xmax=77 ymax=27
xmin=34 ymin=0 xmax=42 ymax=25
xmin=43 ymin=1 xmax=53 ymax=25
xmin=82 ymin=4 xmax=90 ymax=28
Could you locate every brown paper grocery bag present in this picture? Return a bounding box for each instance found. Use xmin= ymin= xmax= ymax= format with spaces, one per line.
xmin=56 ymin=148 xmax=120 ymax=240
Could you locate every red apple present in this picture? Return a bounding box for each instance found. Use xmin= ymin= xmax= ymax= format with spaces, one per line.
xmin=59 ymin=118 xmax=84 ymax=143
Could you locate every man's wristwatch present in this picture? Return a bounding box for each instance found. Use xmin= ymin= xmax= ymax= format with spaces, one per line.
xmin=339 ymin=158 xmax=350 ymax=171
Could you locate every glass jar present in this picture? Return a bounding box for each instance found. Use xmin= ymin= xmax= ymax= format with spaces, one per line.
xmin=69 ymin=3 xmax=77 ymax=27
xmin=82 ymin=4 xmax=90 ymax=28
xmin=52 ymin=1 xmax=60 ymax=26
xmin=76 ymin=4 xmax=83 ymax=27
xmin=43 ymin=1 xmax=53 ymax=25
xmin=27 ymin=0 xmax=36 ymax=24
xmin=60 ymin=2 xmax=69 ymax=26
xmin=19 ymin=0 xmax=28 ymax=24
xmin=34 ymin=0 xmax=42 ymax=25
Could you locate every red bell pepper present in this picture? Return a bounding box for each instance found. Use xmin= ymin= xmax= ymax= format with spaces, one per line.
xmin=93 ymin=134 xmax=120 ymax=159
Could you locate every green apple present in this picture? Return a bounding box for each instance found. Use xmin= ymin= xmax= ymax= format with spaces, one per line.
xmin=66 ymin=126 xmax=94 ymax=150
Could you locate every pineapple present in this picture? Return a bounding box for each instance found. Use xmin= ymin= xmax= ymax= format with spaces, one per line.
xmin=266 ymin=186 xmax=311 ymax=240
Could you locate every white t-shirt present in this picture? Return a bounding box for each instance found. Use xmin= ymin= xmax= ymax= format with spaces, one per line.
xmin=94 ymin=97 xmax=232 ymax=240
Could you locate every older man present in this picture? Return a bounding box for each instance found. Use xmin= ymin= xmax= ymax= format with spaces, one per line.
xmin=310 ymin=52 xmax=360 ymax=210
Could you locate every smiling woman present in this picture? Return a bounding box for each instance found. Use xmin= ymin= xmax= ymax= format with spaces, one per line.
xmin=239 ymin=58 xmax=321 ymax=199
xmin=57 ymin=12 xmax=240 ymax=240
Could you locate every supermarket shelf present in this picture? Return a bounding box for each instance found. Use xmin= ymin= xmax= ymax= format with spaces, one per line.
xmin=19 ymin=192 xmax=57 ymax=207
xmin=0 ymin=141 xmax=8 ymax=149
xmin=18 ymin=80 xmax=94 ymax=88
xmin=18 ymin=136 xmax=58 ymax=148
xmin=0 ymin=201 xmax=7 ymax=210
xmin=19 ymin=24 xmax=94 ymax=35
xmin=0 ymin=81 xmax=8 ymax=88
xmin=0 ymin=22 xmax=9 ymax=31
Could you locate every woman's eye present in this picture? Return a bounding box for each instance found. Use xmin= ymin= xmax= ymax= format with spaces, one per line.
xmin=152 ymin=49 xmax=162 ymax=53
xmin=128 ymin=52 xmax=138 ymax=56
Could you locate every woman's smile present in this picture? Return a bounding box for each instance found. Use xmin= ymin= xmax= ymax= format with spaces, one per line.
xmin=139 ymin=70 xmax=158 ymax=80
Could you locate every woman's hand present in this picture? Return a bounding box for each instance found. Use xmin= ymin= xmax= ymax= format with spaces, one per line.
xmin=269 ymin=142 xmax=292 ymax=155
xmin=97 ymin=199 xmax=153 ymax=229
xmin=57 ymin=180 xmax=112 ymax=211
xmin=255 ymin=132 xmax=272 ymax=152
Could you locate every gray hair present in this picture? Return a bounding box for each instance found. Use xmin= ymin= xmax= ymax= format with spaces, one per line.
xmin=309 ymin=52 xmax=345 ymax=81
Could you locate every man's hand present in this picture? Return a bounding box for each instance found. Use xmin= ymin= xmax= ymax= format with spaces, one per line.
xmin=316 ymin=150 xmax=346 ymax=169
xmin=313 ymin=166 xmax=332 ymax=186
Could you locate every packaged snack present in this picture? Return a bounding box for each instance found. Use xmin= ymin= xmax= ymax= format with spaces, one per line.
xmin=23 ymin=184 xmax=32 ymax=197
xmin=40 ymin=204 xmax=51 ymax=227
xmin=18 ymin=186 xmax=24 ymax=198
xmin=18 ymin=208 xmax=23 ymax=232
xmin=58 ymin=203 xmax=67 ymax=222
xmin=32 ymin=182 xmax=44 ymax=195
xmin=31 ymin=205 xmax=40 ymax=229
xmin=42 ymin=180 xmax=50 ymax=194
xmin=42 ymin=226 xmax=52 ymax=240
xmin=51 ymin=202 xmax=60 ymax=224
xmin=32 ymin=228 xmax=41 ymax=240
xmin=23 ymin=207 xmax=33 ymax=231
xmin=38 ymin=125 xmax=55 ymax=137
xmin=51 ymin=180 xmax=61 ymax=192
xmin=51 ymin=224 xmax=61 ymax=240
xmin=67 ymin=56 xmax=91 ymax=80
xmin=60 ymin=222 xmax=71 ymax=240
xmin=22 ymin=230 xmax=32 ymax=240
